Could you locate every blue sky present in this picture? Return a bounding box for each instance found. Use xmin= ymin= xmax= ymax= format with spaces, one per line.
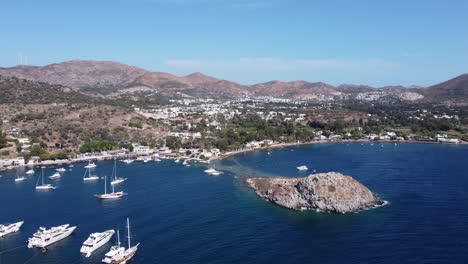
xmin=0 ymin=0 xmax=467 ymax=86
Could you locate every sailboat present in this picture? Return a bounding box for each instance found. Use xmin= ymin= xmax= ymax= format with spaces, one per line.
xmin=110 ymin=159 xmax=127 ymax=185
xmin=83 ymin=166 xmax=99 ymax=181
xmin=36 ymin=167 xmax=56 ymax=190
xmin=95 ymin=174 xmax=125 ymax=199
xmin=102 ymin=230 xmax=125 ymax=263
xmin=109 ymin=218 xmax=139 ymax=264
xmin=15 ymin=170 xmax=26 ymax=182
xmin=85 ymin=161 xmax=97 ymax=169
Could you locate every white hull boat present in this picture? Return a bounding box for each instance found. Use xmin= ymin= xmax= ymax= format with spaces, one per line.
xmin=28 ymin=224 xmax=76 ymax=248
xmin=84 ymin=176 xmax=100 ymax=181
xmin=81 ymin=229 xmax=115 ymax=257
xmin=297 ymin=165 xmax=308 ymax=171
xmin=85 ymin=162 xmax=97 ymax=169
xmin=102 ymin=230 xmax=125 ymax=263
xmin=49 ymin=172 xmax=61 ymax=179
xmin=36 ymin=168 xmax=56 ymax=190
xmin=111 ymin=178 xmax=127 ymax=185
xmin=56 ymin=168 xmax=66 ymax=172
xmin=0 ymin=221 xmax=24 ymax=237
xmin=26 ymin=169 xmax=35 ymax=175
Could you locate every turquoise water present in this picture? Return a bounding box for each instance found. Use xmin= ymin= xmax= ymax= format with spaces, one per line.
xmin=0 ymin=143 xmax=467 ymax=263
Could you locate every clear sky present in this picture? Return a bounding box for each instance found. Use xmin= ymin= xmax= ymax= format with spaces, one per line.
xmin=0 ymin=0 xmax=467 ymax=86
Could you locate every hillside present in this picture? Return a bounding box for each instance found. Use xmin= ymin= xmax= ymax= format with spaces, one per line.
xmin=0 ymin=75 xmax=102 ymax=104
xmin=420 ymin=74 xmax=468 ymax=104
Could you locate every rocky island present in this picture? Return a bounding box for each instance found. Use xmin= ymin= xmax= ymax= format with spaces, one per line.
xmin=246 ymin=172 xmax=385 ymax=213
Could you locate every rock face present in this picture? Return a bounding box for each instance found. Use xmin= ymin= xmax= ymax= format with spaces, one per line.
xmin=246 ymin=172 xmax=384 ymax=213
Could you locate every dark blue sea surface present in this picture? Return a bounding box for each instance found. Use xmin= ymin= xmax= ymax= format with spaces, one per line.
xmin=0 ymin=143 xmax=467 ymax=264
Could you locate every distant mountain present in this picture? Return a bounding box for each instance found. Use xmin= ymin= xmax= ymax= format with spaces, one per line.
xmin=0 ymin=60 xmax=338 ymax=98
xmin=0 ymin=60 xmax=466 ymax=103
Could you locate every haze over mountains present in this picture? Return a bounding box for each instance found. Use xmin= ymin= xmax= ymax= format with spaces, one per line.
xmin=0 ymin=60 xmax=466 ymax=104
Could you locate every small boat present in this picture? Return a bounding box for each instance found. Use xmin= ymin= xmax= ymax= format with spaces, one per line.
xmin=204 ymin=168 xmax=216 ymax=174
xmin=81 ymin=229 xmax=115 ymax=257
xmin=85 ymin=161 xmax=97 ymax=169
xmin=110 ymin=159 xmax=127 ymax=185
xmin=15 ymin=171 xmax=26 ymax=182
xmin=121 ymin=159 xmax=134 ymax=164
xmin=69 ymin=164 xmax=74 ymax=168
xmin=0 ymin=221 xmax=24 ymax=237
xmin=108 ymin=218 xmax=139 ymax=264
xmin=83 ymin=166 xmax=99 ymax=181
xmin=56 ymin=168 xmax=66 ymax=172
xmin=95 ymin=173 xmax=125 ymax=199
xmin=143 ymin=158 xmax=152 ymax=163
xmin=102 ymin=230 xmax=125 ymax=263
xmin=297 ymin=165 xmax=308 ymax=171
xmin=175 ymin=159 xmax=180 ymax=163
xmin=182 ymin=160 xmax=190 ymax=167
xmin=154 ymin=158 xmax=161 ymax=162
xmin=49 ymin=172 xmax=61 ymax=179
xmin=26 ymin=169 xmax=35 ymax=175
xmin=36 ymin=167 xmax=56 ymax=190
xmin=204 ymin=168 xmax=223 ymax=176
xmin=28 ymin=224 xmax=76 ymax=248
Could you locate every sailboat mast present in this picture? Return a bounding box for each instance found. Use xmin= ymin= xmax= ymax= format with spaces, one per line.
xmin=41 ymin=167 xmax=44 ymax=185
xmin=127 ymin=217 xmax=131 ymax=248
xmin=117 ymin=230 xmax=121 ymax=246
xmin=104 ymin=175 xmax=107 ymax=194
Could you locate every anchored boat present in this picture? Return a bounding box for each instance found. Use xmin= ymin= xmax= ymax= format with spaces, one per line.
xmin=0 ymin=221 xmax=24 ymax=237
xmin=27 ymin=224 xmax=76 ymax=248
xmin=81 ymin=229 xmax=115 ymax=257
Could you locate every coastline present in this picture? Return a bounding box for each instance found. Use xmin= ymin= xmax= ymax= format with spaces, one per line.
xmin=213 ymin=138 xmax=468 ymax=161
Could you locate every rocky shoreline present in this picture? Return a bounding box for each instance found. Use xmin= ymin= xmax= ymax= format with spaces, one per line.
xmin=246 ymin=172 xmax=385 ymax=213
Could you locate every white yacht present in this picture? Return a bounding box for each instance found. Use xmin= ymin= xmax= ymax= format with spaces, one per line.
xmin=83 ymin=167 xmax=99 ymax=181
xmin=85 ymin=161 xmax=97 ymax=169
xmin=297 ymin=165 xmax=308 ymax=171
xmin=121 ymin=159 xmax=134 ymax=164
xmin=204 ymin=168 xmax=216 ymax=174
xmin=36 ymin=167 xmax=56 ymax=190
xmin=182 ymin=160 xmax=190 ymax=167
xmin=102 ymin=230 xmax=125 ymax=263
xmin=204 ymin=168 xmax=223 ymax=176
xmin=110 ymin=159 xmax=127 ymax=185
xmin=154 ymin=158 xmax=161 ymax=162
xmin=26 ymin=169 xmax=35 ymax=175
xmin=49 ymin=172 xmax=61 ymax=179
xmin=96 ymin=174 xmax=125 ymax=199
xmin=56 ymin=168 xmax=66 ymax=172
xmin=27 ymin=224 xmax=76 ymax=248
xmin=0 ymin=221 xmax=24 ymax=237
xmin=107 ymin=218 xmax=139 ymax=264
xmin=81 ymin=229 xmax=115 ymax=257
xmin=174 ymin=158 xmax=180 ymax=163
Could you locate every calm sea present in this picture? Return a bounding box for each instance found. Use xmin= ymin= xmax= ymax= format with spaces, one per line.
xmin=0 ymin=142 xmax=467 ymax=264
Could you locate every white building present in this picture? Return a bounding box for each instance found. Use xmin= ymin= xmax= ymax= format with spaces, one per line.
xmin=133 ymin=145 xmax=152 ymax=154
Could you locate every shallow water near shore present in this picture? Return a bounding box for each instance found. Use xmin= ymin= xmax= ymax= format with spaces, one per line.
xmin=1 ymin=142 xmax=468 ymax=263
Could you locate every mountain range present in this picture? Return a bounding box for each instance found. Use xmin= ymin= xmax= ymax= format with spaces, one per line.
xmin=0 ymin=60 xmax=466 ymax=104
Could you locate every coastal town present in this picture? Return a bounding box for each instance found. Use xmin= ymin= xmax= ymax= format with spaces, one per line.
xmin=1 ymin=95 xmax=465 ymax=170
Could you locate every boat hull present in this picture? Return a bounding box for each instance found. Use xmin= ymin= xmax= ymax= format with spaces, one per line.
xmin=80 ymin=230 xmax=115 ymax=257
xmin=0 ymin=221 xmax=24 ymax=237
xmin=110 ymin=245 xmax=139 ymax=264
xmin=28 ymin=226 xmax=76 ymax=248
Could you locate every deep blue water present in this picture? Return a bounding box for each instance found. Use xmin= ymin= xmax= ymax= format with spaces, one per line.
xmin=0 ymin=142 xmax=467 ymax=264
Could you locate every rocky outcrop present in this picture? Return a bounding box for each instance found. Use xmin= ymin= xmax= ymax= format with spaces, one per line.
xmin=246 ymin=172 xmax=385 ymax=213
